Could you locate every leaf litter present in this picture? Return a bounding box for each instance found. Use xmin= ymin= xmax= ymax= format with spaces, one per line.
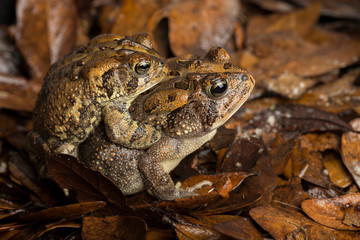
xmin=0 ymin=0 xmax=360 ymax=239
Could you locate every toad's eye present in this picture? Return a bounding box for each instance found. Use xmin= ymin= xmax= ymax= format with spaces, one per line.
xmin=209 ymin=79 xmax=228 ymax=98
xmin=135 ymin=60 xmax=151 ymax=75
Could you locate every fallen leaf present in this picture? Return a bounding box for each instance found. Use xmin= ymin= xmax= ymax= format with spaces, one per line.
xmin=0 ymin=74 xmax=40 ymax=111
xmin=33 ymin=221 xmax=80 ymax=239
xmin=15 ymin=0 xmax=50 ymax=82
xmin=291 ymin=0 xmax=360 ymax=19
xmin=301 ymin=193 xmax=360 ymax=230
xmin=262 ymin=73 xmax=316 ymax=99
xmin=250 ymin=205 xmax=313 ymax=239
xmin=237 ymin=155 xmax=277 ymax=208
xmin=245 ymin=4 xmax=360 ymax=85
xmin=47 ymin=154 xmax=127 ymax=210
xmin=341 ymin=118 xmax=360 ymax=188
xmin=21 ymin=201 xmax=106 ymax=222
xmin=47 ymin=0 xmax=78 ymax=63
xmin=82 ymin=216 xmax=146 ymax=240
xmin=194 ymin=193 xmax=261 ymax=216
xmin=0 ymin=28 xmax=21 ymax=75
xmin=164 ymin=214 xmax=241 ymax=240
xmin=213 ymin=217 xmax=263 ymax=240
xmin=180 ymin=172 xmax=254 ymax=197
xmin=272 ymin=177 xmax=311 ymax=208
xmin=250 ymin=104 xmax=354 ymax=135
xmin=323 ymin=151 xmax=352 ymax=188
xmin=8 ymin=151 xmax=56 ymax=206
xmin=300 ymin=132 xmax=340 ymax=152
xmin=99 ymin=0 xmax=161 ymax=36
xmin=246 ymin=3 xmax=321 ymax=38
xmin=149 ymin=0 xmax=240 ymax=56
xmin=283 ymin=146 xmax=333 ymax=188
xmin=296 ymin=68 xmax=360 ymax=113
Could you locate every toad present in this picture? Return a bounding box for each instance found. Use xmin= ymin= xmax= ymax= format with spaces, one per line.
xmin=28 ymin=33 xmax=168 ymax=175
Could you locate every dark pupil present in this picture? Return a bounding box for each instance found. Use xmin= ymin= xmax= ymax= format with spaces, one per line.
xmin=136 ymin=62 xmax=150 ymax=74
xmin=211 ymin=80 xmax=227 ymax=97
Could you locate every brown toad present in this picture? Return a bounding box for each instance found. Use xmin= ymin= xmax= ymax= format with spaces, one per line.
xmin=79 ymin=48 xmax=255 ymax=200
xmin=28 ymin=33 xmax=168 ymax=175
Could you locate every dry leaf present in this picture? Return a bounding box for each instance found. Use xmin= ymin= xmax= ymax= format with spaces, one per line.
xmin=15 ymin=0 xmax=50 ymax=82
xmin=82 ymin=216 xmax=147 ymax=240
xmin=323 ymin=152 xmax=352 ymax=188
xmin=213 ymin=217 xmax=263 ymax=240
xmin=301 ymin=193 xmax=360 ymax=230
xmin=300 ymin=133 xmax=340 ymax=152
xmin=47 ymin=154 xmax=127 ymax=210
xmin=341 ymin=118 xmax=360 ymax=188
xmin=180 ymin=172 xmax=254 ymax=197
xmin=250 ymin=206 xmax=313 ymax=239
xmin=149 ymin=0 xmax=240 ymax=56
xmin=21 ymin=201 xmax=106 ymax=222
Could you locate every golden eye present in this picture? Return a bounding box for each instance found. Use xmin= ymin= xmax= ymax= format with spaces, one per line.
xmin=135 ymin=60 xmax=151 ymax=75
xmin=209 ymin=79 xmax=228 ymax=97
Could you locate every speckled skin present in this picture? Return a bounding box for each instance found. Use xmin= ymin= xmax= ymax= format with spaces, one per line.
xmin=79 ymin=48 xmax=255 ymax=200
xmin=28 ymin=33 xmax=168 ymax=175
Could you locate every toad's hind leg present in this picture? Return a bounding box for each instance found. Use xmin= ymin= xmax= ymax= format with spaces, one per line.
xmin=79 ymin=123 xmax=145 ymax=195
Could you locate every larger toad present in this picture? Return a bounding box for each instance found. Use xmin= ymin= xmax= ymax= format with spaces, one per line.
xmin=79 ymin=47 xmax=255 ymax=200
xmin=28 ymin=33 xmax=168 ymax=175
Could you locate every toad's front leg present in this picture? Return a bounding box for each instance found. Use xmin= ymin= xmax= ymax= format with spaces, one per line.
xmin=138 ymin=131 xmax=217 ymax=200
xmin=102 ymin=104 xmax=162 ymax=149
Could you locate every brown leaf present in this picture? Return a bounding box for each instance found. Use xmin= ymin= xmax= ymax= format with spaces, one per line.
xmin=82 ymin=216 xmax=146 ymax=240
xmin=300 ymin=133 xmax=340 ymax=152
xmin=323 ymin=152 xmax=352 ymax=188
xmin=33 ymin=221 xmax=80 ymax=239
xmin=47 ymin=154 xmax=127 ymax=210
xmin=208 ymin=126 xmax=236 ymax=151
xmin=0 ymin=113 xmax=19 ymax=138
xmin=237 ymin=155 xmax=277 ymax=208
xmin=246 ymin=6 xmax=360 ymax=85
xmin=247 ymin=3 xmax=321 ymax=38
xmin=296 ymin=68 xmax=360 ymax=114
xmin=47 ymin=0 xmax=78 ymax=63
xmin=180 ymin=172 xmax=254 ymax=197
xmin=149 ymin=0 xmax=240 ymax=56
xmin=15 ymin=0 xmax=50 ymax=82
xmin=246 ymin=0 xmax=295 ymax=13
xmin=164 ymin=214 xmax=233 ymax=240
xmin=341 ymin=118 xmax=360 ymax=188
xmin=21 ymin=201 xmax=106 ymax=222
xmin=283 ymin=146 xmax=333 ymax=188
xmin=272 ymin=177 xmax=311 ymax=208
xmin=0 ymin=74 xmax=40 ymax=111
xmin=292 ymin=0 xmax=360 ymax=20
xmin=219 ymin=138 xmax=266 ymax=173
xmin=8 ymin=151 xmax=56 ymax=206
xmin=213 ymin=217 xmax=263 ymax=240
xmin=146 ymin=229 xmax=174 ymax=240
xmin=156 ymin=193 xmax=220 ymax=211
xmin=99 ymin=0 xmax=161 ymax=37
xmin=194 ymin=193 xmax=261 ymax=216
xmin=288 ymin=223 xmax=360 ymax=240
xmin=250 ymin=104 xmax=354 ymax=135
xmin=0 ymin=27 xmax=21 ymax=76
xmin=301 ymin=193 xmax=360 ymax=230
xmin=262 ymin=73 xmax=316 ymax=99
xmin=250 ymin=206 xmax=313 ymax=239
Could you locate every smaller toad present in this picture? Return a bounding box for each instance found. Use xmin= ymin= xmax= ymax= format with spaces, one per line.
xmin=79 ymin=48 xmax=255 ymax=200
